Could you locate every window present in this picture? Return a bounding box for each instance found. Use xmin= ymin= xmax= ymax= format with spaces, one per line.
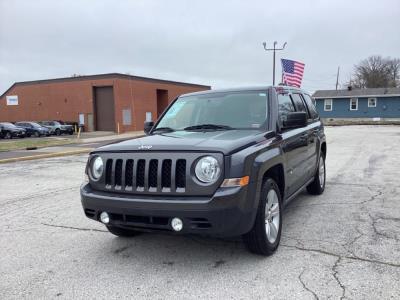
xmin=350 ymin=98 xmax=358 ymax=110
xmin=302 ymin=94 xmax=319 ymax=119
xmin=146 ymin=112 xmax=152 ymax=122
xmin=291 ymin=93 xmax=307 ymax=113
xmin=324 ymin=99 xmax=332 ymax=111
xmin=277 ymin=93 xmax=296 ymax=122
xmin=122 ymin=109 xmax=132 ymax=125
xmin=368 ymin=98 xmax=377 ymax=107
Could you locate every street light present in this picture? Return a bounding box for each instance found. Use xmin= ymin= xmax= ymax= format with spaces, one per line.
xmin=262 ymin=41 xmax=287 ymax=86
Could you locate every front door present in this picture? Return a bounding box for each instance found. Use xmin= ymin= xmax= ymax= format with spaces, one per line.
xmin=277 ymin=92 xmax=310 ymax=197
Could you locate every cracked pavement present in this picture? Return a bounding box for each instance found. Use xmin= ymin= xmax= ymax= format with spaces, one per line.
xmin=1 ymin=125 xmax=399 ymax=299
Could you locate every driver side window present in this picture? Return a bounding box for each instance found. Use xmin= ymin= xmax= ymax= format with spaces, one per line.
xmin=277 ymin=94 xmax=296 ymax=123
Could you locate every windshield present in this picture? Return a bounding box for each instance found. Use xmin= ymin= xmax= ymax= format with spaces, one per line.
xmin=31 ymin=123 xmax=42 ymax=128
xmin=155 ymin=91 xmax=268 ymax=131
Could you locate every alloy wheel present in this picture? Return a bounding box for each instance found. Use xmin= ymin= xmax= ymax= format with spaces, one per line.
xmin=264 ymin=189 xmax=280 ymax=243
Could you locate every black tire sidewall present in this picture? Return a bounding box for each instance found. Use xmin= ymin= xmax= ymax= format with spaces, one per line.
xmin=244 ymin=178 xmax=283 ymax=255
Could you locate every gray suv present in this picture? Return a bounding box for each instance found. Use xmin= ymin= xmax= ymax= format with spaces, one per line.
xmin=81 ymin=86 xmax=326 ymax=255
xmin=39 ymin=121 xmax=73 ymax=135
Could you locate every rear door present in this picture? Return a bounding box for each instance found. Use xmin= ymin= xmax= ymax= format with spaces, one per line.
xmin=302 ymin=93 xmax=322 ymax=174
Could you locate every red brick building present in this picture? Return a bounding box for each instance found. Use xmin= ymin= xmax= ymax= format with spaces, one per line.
xmin=0 ymin=73 xmax=210 ymax=132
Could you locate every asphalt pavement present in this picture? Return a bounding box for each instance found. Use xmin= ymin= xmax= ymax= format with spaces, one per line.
xmin=0 ymin=126 xmax=399 ymax=299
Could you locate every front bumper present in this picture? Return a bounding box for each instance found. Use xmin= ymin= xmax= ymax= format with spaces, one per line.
xmin=80 ymin=183 xmax=257 ymax=237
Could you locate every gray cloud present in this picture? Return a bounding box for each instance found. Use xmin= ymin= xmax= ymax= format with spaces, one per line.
xmin=1 ymin=0 xmax=399 ymax=93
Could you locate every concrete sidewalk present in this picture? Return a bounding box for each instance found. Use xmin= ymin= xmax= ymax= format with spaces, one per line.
xmin=75 ymin=131 xmax=144 ymax=143
xmin=0 ymin=131 xmax=144 ymax=163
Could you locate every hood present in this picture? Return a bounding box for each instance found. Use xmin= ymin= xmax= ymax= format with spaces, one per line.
xmin=94 ymin=130 xmax=269 ymax=155
xmin=11 ymin=126 xmax=25 ymax=132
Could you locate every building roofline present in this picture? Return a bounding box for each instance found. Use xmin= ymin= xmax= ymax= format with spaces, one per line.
xmin=314 ymin=94 xmax=400 ymax=99
xmin=0 ymin=73 xmax=211 ymax=98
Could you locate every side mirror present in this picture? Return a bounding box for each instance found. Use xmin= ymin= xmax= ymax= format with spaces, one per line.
xmin=283 ymin=112 xmax=307 ymax=129
xmin=144 ymin=121 xmax=154 ymax=135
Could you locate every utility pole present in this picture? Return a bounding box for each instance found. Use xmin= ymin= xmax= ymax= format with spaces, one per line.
xmin=335 ymin=66 xmax=340 ymax=90
xmin=263 ymin=41 xmax=287 ymax=85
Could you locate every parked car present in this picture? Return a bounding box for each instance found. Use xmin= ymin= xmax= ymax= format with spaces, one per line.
xmin=39 ymin=121 xmax=74 ymax=135
xmin=0 ymin=122 xmax=26 ymax=139
xmin=15 ymin=121 xmax=50 ymax=137
xmin=80 ymin=86 xmax=326 ymax=256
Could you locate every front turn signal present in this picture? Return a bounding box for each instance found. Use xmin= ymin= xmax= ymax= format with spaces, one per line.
xmin=221 ymin=176 xmax=250 ymax=187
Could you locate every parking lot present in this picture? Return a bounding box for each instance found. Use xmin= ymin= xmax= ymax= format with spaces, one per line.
xmin=1 ymin=125 xmax=399 ymax=299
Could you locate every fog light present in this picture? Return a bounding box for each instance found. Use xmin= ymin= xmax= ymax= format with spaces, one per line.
xmin=100 ymin=212 xmax=110 ymax=224
xmin=171 ymin=217 xmax=183 ymax=232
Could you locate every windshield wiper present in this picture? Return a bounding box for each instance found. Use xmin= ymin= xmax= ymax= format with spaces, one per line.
xmin=151 ymin=127 xmax=175 ymax=134
xmin=183 ymin=124 xmax=234 ymax=131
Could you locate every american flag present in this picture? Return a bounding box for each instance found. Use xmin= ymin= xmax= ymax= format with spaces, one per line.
xmin=281 ymin=59 xmax=305 ymax=87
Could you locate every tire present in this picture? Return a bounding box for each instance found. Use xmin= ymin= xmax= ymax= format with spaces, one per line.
xmin=34 ymin=131 xmax=40 ymax=137
xmin=55 ymin=128 xmax=61 ymax=136
xmin=307 ymin=154 xmax=326 ymax=195
xmin=5 ymin=132 xmax=11 ymax=139
xmin=68 ymin=131 xmax=73 ymax=135
xmin=243 ymin=178 xmax=283 ymax=256
xmin=106 ymin=225 xmax=141 ymax=237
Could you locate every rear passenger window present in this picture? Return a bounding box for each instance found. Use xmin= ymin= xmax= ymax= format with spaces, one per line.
xmin=303 ymin=94 xmax=319 ymax=119
xmin=291 ymin=93 xmax=307 ymax=113
xmin=277 ymin=94 xmax=296 ymax=122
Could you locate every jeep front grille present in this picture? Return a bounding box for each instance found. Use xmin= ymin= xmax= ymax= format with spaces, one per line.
xmin=93 ymin=152 xmax=223 ymax=196
xmin=104 ymin=158 xmax=187 ymax=193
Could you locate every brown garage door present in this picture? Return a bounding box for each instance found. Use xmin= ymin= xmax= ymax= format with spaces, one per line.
xmin=94 ymin=86 xmax=115 ymax=131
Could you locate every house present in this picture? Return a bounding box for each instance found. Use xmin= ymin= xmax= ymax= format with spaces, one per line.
xmin=0 ymin=73 xmax=210 ymax=133
xmin=312 ymin=87 xmax=400 ymax=123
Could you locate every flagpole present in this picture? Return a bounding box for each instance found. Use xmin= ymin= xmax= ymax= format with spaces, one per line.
xmin=262 ymin=41 xmax=287 ymax=86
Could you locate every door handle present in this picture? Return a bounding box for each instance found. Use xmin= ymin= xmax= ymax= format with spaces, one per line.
xmin=300 ymin=134 xmax=308 ymax=141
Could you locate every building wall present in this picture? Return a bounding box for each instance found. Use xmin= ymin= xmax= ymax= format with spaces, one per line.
xmin=115 ymin=79 xmax=206 ymax=132
xmin=0 ymin=76 xmax=209 ymax=132
xmin=315 ymin=96 xmax=400 ymax=118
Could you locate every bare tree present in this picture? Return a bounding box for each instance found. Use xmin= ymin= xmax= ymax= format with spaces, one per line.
xmin=387 ymin=58 xmax=400 ymax=87
xmin=353 ymin=56 xmax=387 ymax=88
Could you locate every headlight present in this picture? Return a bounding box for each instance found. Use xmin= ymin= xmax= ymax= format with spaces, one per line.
xmin=90 ymin=156 xmax=103 ymax=180
xmin=195 ymin=156 xmax=221 ymax=184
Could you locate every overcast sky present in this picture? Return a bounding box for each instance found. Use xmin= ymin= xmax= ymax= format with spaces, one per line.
xmin=1 ymin=0 xmax=399 ymax=94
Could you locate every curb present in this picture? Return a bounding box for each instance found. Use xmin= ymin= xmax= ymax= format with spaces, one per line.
xmin=0 ymin=148 xmax=92 ymax=164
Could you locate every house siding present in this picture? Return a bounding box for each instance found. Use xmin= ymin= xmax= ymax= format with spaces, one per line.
xmin=315 ymin=96 xmax=400 ymax=118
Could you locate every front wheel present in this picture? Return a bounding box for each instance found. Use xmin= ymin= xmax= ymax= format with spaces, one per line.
xmin=243 ymin=178 xmax=282 ymax=256
xmin=106 ymin=225 xmax=141 ymax=237
xmin=55 ymin=128 xmax=61 ymax=136
xmin=307 ymin=154 xmax=326 ymax=195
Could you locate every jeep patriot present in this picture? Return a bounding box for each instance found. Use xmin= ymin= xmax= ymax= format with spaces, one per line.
xmin=81 ymin=86 xmax=326 ymax=255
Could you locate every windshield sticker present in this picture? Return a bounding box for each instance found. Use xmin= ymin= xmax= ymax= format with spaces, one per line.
xmin=258 ymin=93 xmax=266 ymax=97
xmin=165 ymin=101 xmax=186 ymax=118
